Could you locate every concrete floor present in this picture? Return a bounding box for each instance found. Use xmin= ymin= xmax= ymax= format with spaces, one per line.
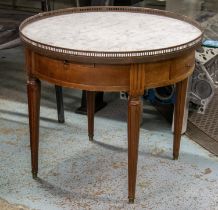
xmin=0 ymin=47 xmax=218 ymax=210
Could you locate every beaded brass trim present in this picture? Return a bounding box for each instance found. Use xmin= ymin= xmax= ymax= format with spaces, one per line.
xmin=19 ymin=6 xmax=203 ymax=64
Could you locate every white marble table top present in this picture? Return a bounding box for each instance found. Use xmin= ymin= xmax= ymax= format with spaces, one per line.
xmin=21 ymin=11 xmax=202 ymax=52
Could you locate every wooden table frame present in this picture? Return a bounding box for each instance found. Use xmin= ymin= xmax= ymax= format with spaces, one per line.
xmin=20 ymin=6 xmax=203 ymax=203
xmin=25 ymin=47 xmax=194 ymax=203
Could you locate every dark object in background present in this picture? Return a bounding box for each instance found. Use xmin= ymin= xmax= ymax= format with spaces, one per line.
xmin=55 ymin=85 xmax=65 ymax=123
xmin=76 ymin=91 xmax=107 ymax=115
xmin=80 ymin=0 xmax=91 ymax=6
xmin=41 ymin=0 xmax=51 ymax=11
xmin=0 ymin=23 xmax=19 ymax=49
xmin=92 ymin=0 xmax=138 ymax=6
xmin=114 ymin=0 xmax=132 ymax=6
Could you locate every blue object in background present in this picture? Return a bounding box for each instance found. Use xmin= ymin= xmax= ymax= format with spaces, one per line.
xmin=203 ymin=40 xmax=218 ymax=48
xmin=144 ymin=86 xmax=176 ymax=105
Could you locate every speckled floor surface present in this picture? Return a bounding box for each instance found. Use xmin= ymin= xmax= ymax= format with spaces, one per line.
xmin=1 ymin=94 xmax=218 ymax=210
xmin=0 ymin=47 xmax=218 ymax=210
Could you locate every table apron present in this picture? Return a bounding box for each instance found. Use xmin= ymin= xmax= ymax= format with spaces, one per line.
xmin=25 ymin=49 xmax=195 ymax=92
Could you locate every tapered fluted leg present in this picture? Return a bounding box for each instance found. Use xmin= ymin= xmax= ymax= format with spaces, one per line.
xmin=27 ymin=77 xmax=41 ymax=179
xmin=55 ymin=85 xmax=65 ymax=123
xmin=173 ymin=78 xmax=188 ymax=160
xmin=87 ymin=91 xmax=95 ymax=141
xmin=128 ymin=96 xmax=141 ymax=203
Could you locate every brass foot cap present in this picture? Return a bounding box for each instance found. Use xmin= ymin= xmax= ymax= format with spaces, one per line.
xmin=32 ymin=172 xmax=38 ymax=179
xmin=128 ymin=198 xmax=135 ymax=204
xmin=89 ymin=136 xmax=94 ymax=141
xmin=173 ymin=155 xmax=178 ymax=160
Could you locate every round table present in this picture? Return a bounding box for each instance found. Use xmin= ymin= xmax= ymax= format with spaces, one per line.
xmin=20 ymin=7 xmax=203 ymax=203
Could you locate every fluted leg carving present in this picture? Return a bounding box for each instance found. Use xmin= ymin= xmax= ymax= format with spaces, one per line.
xmin=173 ymin=78 xmax=188 ymax=160
xmin=27 ymin=77 xmax=41 ymax=179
